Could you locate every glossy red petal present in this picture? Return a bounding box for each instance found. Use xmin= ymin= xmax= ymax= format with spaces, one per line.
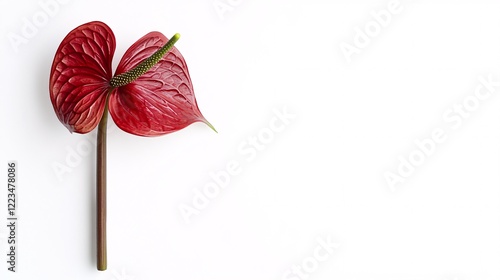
xmin=109 ymin=32 xmax=207 ymax=137
xmin=50 ymin=21 xmax=115 ymax=133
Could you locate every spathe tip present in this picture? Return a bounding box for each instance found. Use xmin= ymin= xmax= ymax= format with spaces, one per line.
xmin=203 ymin=119 xmax=217 ymax=133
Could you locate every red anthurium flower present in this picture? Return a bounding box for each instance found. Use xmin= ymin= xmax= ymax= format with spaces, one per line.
xmin=49 ymin=21 xmax=214 ymax=271
xmin=50 ymin=21 xmax=213 ymax=136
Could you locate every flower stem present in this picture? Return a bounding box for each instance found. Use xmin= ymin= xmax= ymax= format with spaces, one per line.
xmin=96 ymin=99 xmax=109 ymax=271
xmin=109 ymin=33 xmax=180 ymax=88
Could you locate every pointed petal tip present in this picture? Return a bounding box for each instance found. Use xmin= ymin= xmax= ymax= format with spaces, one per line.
xmin=203 ymin=119 xmax=217 ymax=133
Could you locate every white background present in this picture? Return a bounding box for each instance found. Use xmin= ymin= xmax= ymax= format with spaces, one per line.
xmin=1 ymin=0 xmax=500 ymax=279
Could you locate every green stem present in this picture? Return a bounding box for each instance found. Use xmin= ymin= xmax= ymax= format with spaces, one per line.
xmin=97 ymin=33 xmax=180 ymax=270
xmin=97 ymin=98 xmax=109 ymax=271
xmin=109 ymin=33 xmax=181 ymax=88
